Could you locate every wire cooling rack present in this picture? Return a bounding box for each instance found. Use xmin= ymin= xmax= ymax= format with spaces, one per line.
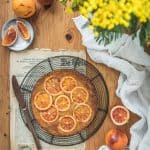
xmin=20 ymin=55 xmax=109 ymax=146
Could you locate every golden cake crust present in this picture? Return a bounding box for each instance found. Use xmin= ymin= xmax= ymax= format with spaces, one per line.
xmin=31 ymin=69 xmax=98 ymax=136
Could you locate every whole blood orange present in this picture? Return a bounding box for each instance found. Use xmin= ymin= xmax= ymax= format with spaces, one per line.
xmin=34 ymin=91 xmax=52 ymax=111
xmin=2 ymin=26 xmax=17 ymax=47
xmin=60 ymin=76 xmax=77 ymax=93
xmin=58 ymin=115 xmax=76 ymax=132
xmin=110 ymin=105 xmax=130 ymax=126
xmin=105 ymin=129 xmax=128 ymax=150
xmin=73 ymin=104 xmax=92 ymax=122
xmin=16 ymin=20 xmax=30 ymax=40
xmin=40 ymin=105 xmax=59 ymax=123
xmin=71 ymin=86 xmax=89 ymax=104
xmin=44 ymin=76 xmax=62 ymax=96
xmin=55 ymin=95 xmax=71 ymax=111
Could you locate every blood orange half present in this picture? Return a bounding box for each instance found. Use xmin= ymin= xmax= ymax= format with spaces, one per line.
xmin=60 ymin=76 xmax=77 ymax=93
xmin=110 ymin=105 xmax=130 ymax=126
xmin=71 ymin=86 xmax=89 ymax=104
xmin=58 ymin=115 xmax=76 ymax=132
xmin=55 ymin=95 xmax=71 ymax=111
xmin=44 ymin=76 xmax=62 ymax=96
xmin=34 ymin=91 xmax=52 ymax=111
xmin=40 ymin=105 xmax=59 ymax=123
xmin=73 ymin=104 xmax=92 ymax=122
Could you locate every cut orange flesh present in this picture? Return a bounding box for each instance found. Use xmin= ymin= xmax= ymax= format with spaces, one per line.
xmin=71 ymin=86 xmax=89 ymax=104
xmin=110 ymin=105 xmax=130 ymax=126
xmin=73 ymin=104 xmax=92 ymax=122
xmin=44 ymin=76 xmax=62 ymax=96
xmin=40 ymin=105 xmax=59 ymax=123
xmin=34 ymin=91 xmax=52 ymax=111
xmin=60 ymin=76 xmax=77 ymax=93
xmin=55 ymin=95 xmax=71 ymax=111
xmin=58 ymin=115 xmax=76 ymax=132
xmin=16 ymin=20 xmax=30 ymax=40
xmin=2 ymin=26 xmax=17 ymax=47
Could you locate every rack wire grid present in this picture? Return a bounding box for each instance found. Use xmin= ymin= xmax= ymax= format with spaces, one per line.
xmin=20 ymin=55 xmax=109 ymax=146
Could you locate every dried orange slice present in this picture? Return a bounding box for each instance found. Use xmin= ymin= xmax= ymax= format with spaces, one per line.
xmin=44 ymin=76 xmax=62 ymax=96
xmin=60 ymin=76 xmax=77 ymax=93
xmin=2 ymin=26 xmax=17 ymax=47
xmin=55 ymin=95 xmax=71 ymax=111
xmin=73 ymin=104 xmax=92 ymax=122
xmin=58 ymin=115 xmax=76 ymax=132
xmin=71 ymin=86 xmax=89 ymax=104
xmin=110 ymin=105 xmax=130 ymax=126
xmin=16 ymin=20 xmax=30 ymax=41
xmin=34 ymin=91 xmax=52 ymax=111
xmin=40 ymin=105 xmax=59 ymax=123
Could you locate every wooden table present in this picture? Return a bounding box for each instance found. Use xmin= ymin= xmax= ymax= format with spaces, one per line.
xmin=0 ymin=1 xmax=139 ymax=150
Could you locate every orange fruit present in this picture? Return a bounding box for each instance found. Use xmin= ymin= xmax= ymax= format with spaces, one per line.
xmin=2 ymin=26 xmax=17 ymax=47
xmin=73 ymin=104 xmax=92 ymax=122
xmin=110 ymin=105 xmax=130 ymax=126
xmin=40 ymin=105 xmax=59 ymax=123
xmin=34 ymin=91 xmax=52 ymax=111
xmin=44 ymin=76 xmax=62 ymax=96
xmin=71 ymin=86 xmax=89 ymax=104
xmin=105 ymin=129 xmax=128 ymax=150
xmin=60 ymin=76 xmax=77 ymax=93
xmin=16 ymin=20 xmax=30 ymax=40
xmin=12 ymin=0 xmax=36 ymax=18
xmin=55 ymin=95 xmax=71 ymax=111
xmin=58 ymin=115 xmax=77 ymax=132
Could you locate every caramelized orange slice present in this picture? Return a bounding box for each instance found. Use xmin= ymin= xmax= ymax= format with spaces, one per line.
xmin=16 ymin=20 xmax=30 ymax=40
xmin=34 ymin=91 xmax=52 ymax=111
xmin=55 ymin=95 xmax=71 ymax=111
xmin=2 ymin=26 xmax=17 ymax=47
xmin=40 ymin=105 xmax=59 ymax=123
xmin=58 ymin=115 xmax=76 ymax=132
xmin=73 ymin=104 xmax=92 ymax=122
xmin=44 ymin=76 xmax=62 ymax=96
xmin=71 ymin=86 xmax=89 ymax=104
xmin=60 ymin=76 xmax=77 ymax=93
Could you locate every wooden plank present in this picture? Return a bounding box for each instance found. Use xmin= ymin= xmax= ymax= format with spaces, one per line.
xmin=0 ymin=1 xmax=139 ymax=150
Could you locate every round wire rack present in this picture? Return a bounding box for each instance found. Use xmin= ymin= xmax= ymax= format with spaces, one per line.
xmin=20 ymin=55 xmax=109 ymax=146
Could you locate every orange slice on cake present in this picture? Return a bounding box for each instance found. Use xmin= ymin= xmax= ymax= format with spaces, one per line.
xmin=71 ymin=86 xmax=89 ymax=104
xmin=60 ymin=76 xmax=77 ymax=93
xmin=44 ymin=76 xmax=62 ymax=96
xmin=34 ymin=91 xmax=52 ymax=111
xmin=55 ymin=95 xmax=71 ymax=111
xmin=73 ymin=104 xmax=92 ymax=122
xmin=40 ymin=105 xmax=59 ymax=123
xmin=58 ymin=115 xmax=77 ymax=133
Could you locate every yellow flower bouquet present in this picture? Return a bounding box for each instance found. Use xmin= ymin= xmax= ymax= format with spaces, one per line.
xmin=60 ymin=0 xmax=150 ymax=47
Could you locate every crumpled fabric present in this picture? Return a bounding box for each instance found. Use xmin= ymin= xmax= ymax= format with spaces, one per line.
xmin=73 ymin=15 xmax=150 ymax=150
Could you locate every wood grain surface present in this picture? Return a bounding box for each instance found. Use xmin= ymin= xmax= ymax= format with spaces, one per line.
xmin=0 ymin=0 xmax=139 ymax=150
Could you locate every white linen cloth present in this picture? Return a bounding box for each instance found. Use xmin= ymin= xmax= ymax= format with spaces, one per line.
xmin=73 ymin=15 xmax=150 ymax=150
